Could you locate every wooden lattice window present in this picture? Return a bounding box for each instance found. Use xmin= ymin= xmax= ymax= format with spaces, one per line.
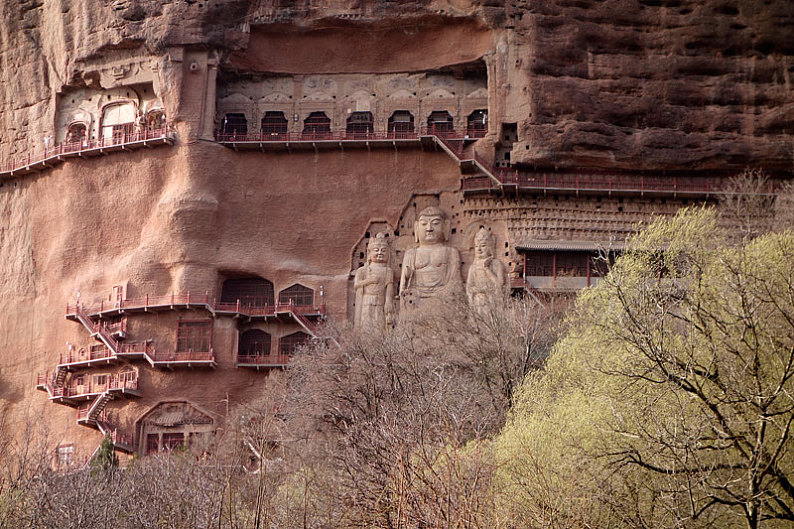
xmin=261 ymin=111 xmax=288 ymax=135
xmin=221 ymin=277 xmax=274 ymax=308
xmin=56 ymin=444 xmax=75 ymax=467
xmin=239 ymin=329 xmax=271 ymax=357
xmin=279 ymin=332 xmax=309 ymax=355
xmin=176 ymin=321 xmax=212 ymax=353
xmin=146 ymin=434 xmax=159 ymax=455
xmin=92 ymin=374 xmax=109 ymax=389
xmin=278 ymin=284 xmax=313 ymax=307
xmin=523 ymin=251 xmax=605 ymax=278
xmin=162 ymin=433 xmax=185 ymax=451
xmin=119 ymin=367 xmax=137 ymax=387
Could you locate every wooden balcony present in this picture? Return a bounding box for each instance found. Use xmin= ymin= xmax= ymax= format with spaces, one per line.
xmin=38 ymin=373 xmax=141 ymax=407
xmin=0 ymin=127 xmax=175 ymax=181
xmin=236 ymin=353 xmax=293 ymax=370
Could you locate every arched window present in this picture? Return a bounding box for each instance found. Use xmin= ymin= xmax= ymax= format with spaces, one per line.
xmin=466 ymin=109 xmax=488 ymax=138
xmin=279 ymin=331 xmax=309 ymax=355
xmin=261 ymin=111 xmax=288 ymax=136
xmin=222 ymin=113 xmax=248 ymax=137
xmin=101 ymin=101 xmax=137 ymax=144
xmin=387 ymin=111 xmax=414 ymax=137
xmin=427 ymin=111 xmax=454 ymax=135
xmin=278 ymin=284 xmax=314 ymax=307
xmin=221 ymin=277 xmax=275 ymax=308
xmin=302 ymin=112 xmax=331 ymax=137
xmin=238 ymin=329 xmax=271 ymax=357
xmin=346 ymin=111 xmax=373 ymax=138
xmin=66 ymin=122 xmax=87 ymax=145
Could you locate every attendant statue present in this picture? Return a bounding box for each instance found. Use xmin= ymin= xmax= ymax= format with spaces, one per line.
xmin=354 ymin=233 xmax=396 ymax=330
xmin=466 ymin=227 xmax=509 ymax=311
xmin=400 ymin=206 xmax=462 ymax=311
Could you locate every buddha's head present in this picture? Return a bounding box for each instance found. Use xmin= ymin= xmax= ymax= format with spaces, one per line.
xmin=414 ymin=206 xmax=450 ymax=245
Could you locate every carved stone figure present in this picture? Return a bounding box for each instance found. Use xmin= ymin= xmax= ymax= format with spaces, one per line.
xmin=400 ymin=206 xmax=462 ymax=311
xmin=354 ymin=233 xmax=396 ymax=330
xmin=466 ymin=227 xmax=509 ymax=311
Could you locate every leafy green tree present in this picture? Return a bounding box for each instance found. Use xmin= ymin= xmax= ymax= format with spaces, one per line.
xmin=90 ymin=434 xmax=118 ymax=475
xmin=496 ymin=208 xmax=794 ymax=528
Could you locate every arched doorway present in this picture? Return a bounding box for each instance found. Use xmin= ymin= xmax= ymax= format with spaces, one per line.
xmin=101 ymin=101 xmax=137 ymax=144
xmin=238 ymin=329 xmax=271 ymax=363
xmin=261 ymin=111 xmax=288 ymax=137
xmin=279 ymin=331 xmax=310 ymax=355
xmin=427 ymin=111 xmax=454 ymax=135
xmin=387 ymin=110 xmax=414 ymax=138
xmin=145 ymin=109 xmax=166 ymax=132
xmin=221 ymin=277 xmax=275 ymax=309
xmin=278 ymin=284 xmax=314 ymax=307
xmin=222 ymin=113 xmax=248 ymax=137
xmin=66 ymin=122 xmax=87 ymax=146
xmin=346 ymin=111 xmax=373 ymax=138
xmin=466 ymin=109 xmax=488 ymax=138
xmin=302 ymin=112 xmax=331 ymax=138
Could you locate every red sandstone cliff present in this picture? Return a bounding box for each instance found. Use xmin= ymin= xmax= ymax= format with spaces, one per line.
xmin=0 ymin=0 xmax=791 ymax=458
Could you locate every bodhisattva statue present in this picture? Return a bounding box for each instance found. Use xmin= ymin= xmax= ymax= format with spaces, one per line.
xmin=400 ymin=206 xmax=462 ymax=311
xmin=466 ymin=227 xmax=509 ymax=311
xmin=354 ymin=233 xmax=396 ymax=330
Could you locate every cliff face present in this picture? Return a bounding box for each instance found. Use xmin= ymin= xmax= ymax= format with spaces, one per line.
xmin=0 ymin=0 xmax=791 ymax=459
xmin=511 ymin=0 xmax=794 ymax=169
xmin=2 ymin=0 xmax=791 ymax=168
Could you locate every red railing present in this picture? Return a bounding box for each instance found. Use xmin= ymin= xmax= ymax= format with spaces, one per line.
xmin=68 ymin=294 xmax=326 ymax=319
xmin=117 ymin=341 xmax=153 ymax=356
xmin=59 ymin=346 xmax=113 ymax=366
xmin=149 ymin=350 xmax=215 ymax=363
xmin=104 ymin=426 xmax=133 ymax=448
xmin=236 ymin=354 xmax=293 ymax=366
xmin=76 ymin=408 xmax=134 ymax=448
xmin=61 ymin=374 xmax=139 ymax=398
xmin=460 ymin=167 xmax=784 ymax=197
xmin=1 ymin=127 xmax=173 ymax=176
xmin=36 ymin=372 xmax=61 ymax=396
xmin=214 ymin=126 xmax=470 ymax=144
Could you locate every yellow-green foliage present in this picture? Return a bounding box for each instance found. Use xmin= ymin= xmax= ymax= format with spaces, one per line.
xmin=494 ymin=208 xmax=794 ymax=529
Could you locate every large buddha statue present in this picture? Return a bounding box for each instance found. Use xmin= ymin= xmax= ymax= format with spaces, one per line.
xmin=354 ymin=233 xmax=396 ymax=330
xmin=399 ymin=206 xmax=462 ymax=311
xmin=466 ymin=227 xmax=509 ymax=312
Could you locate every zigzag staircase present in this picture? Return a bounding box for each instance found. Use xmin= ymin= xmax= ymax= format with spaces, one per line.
xmin=428 ymin=134 xmax=502 ymax=188
xmin=78 ymin=402 xmax=134 ymax=454
xmin=74 ymin=304 xmax=120 ymax=353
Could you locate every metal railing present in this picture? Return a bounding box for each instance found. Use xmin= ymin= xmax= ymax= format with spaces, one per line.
xmin=39 ymin=372 xmax=139 ymax=400
xmin=1 ymin=127 xmax=174 ymax=176
xmin=67 ymin=294 xmax=326 ymax=320
xmin=214 ymin=125 xmax=470 ymax=144
xmin=236 ymin=353 xmax=293 ymax=367
xmin=77 ymin=408 xmax=134 ymax=448
xmin=462 ymin=167 xmax=785 ymax=196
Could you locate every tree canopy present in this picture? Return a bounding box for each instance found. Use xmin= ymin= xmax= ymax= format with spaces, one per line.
xmin=496 ymin=208 xmax=794 ymax=528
